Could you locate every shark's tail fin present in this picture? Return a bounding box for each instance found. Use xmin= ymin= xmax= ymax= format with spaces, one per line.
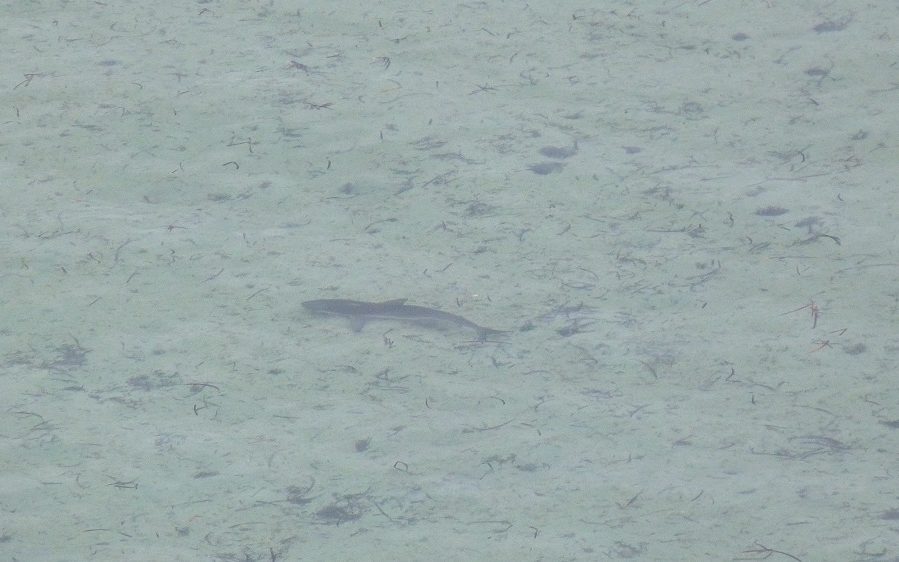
xmin=475 ymin=327 xmax=511 ymax=342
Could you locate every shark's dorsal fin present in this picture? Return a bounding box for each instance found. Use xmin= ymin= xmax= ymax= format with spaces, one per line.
xmin=381 ymin=299 xmax=407 ymax=306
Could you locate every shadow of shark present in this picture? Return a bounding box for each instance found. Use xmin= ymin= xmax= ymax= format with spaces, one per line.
xmin=302 ymin=298 xmax=507 ymax=341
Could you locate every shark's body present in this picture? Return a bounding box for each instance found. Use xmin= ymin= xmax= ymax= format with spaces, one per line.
xmin=302 ymin=298 xmax=506 ymax=341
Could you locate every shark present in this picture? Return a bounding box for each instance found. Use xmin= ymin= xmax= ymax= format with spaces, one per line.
xmin=301 ymin=298 xmax=507 ymax=341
